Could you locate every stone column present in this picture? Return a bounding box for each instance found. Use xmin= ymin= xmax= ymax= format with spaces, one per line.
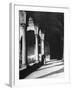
xmin=19 ymin=11 xmax=26 ymax=69
xmin=20 ymin=26 xmax=26 ymax=65
xmin=41 ymin=33 xmax=44 ymax=55
xmin=34 ymin=26 xmax=39 ymax=63
xmin=41 ymin=33 xmax=45 ymax=64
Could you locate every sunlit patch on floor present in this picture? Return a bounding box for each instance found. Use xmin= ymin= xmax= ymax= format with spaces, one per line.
xmin=25 ymin=60 xmax=64 ymax=79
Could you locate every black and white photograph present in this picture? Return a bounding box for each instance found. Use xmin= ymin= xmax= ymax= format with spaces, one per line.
xmin=19 ymin=10 xmax=64 ymax=79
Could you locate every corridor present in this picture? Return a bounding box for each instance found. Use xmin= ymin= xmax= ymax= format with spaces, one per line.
xmin=25 ymin=59 xmax=64 ymax=79
xmin=19 ymin=11 xmax=64 ymax=79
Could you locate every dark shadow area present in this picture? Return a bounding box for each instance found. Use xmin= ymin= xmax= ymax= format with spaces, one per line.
xmin=19 ymin=61 xmax=44 ymax=79
xmin=26 ymin=11 xmax=64 ymax=60
xmin=37 ymin=67 xmax=64 ymax=78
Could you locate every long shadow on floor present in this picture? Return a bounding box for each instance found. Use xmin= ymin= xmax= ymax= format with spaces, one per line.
xmin=19 ymin=62 xmax=43 ymax=79
xmin=37 ymin=67 xmax=64 ymax=78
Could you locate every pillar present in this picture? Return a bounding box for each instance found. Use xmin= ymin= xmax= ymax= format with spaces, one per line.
xmin=41 ymin=33 xmax=44 ymax=55
xmin=39 ymin=30 xmax=45 ymax=62
xmin=34 ymin=26 xmax=39 ymax=63
xmin=19 ymin=11 xmax=26 ymax=68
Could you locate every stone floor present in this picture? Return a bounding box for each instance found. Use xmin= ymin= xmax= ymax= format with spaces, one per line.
xmin=25 ymin=60 xmax=64 ymax=79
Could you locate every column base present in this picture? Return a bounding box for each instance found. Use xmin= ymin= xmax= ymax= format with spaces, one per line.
xmin=45 ymin=55 xmax=50 ymax=64
xmin=35 ymin=60 xmax=39 ymax=64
